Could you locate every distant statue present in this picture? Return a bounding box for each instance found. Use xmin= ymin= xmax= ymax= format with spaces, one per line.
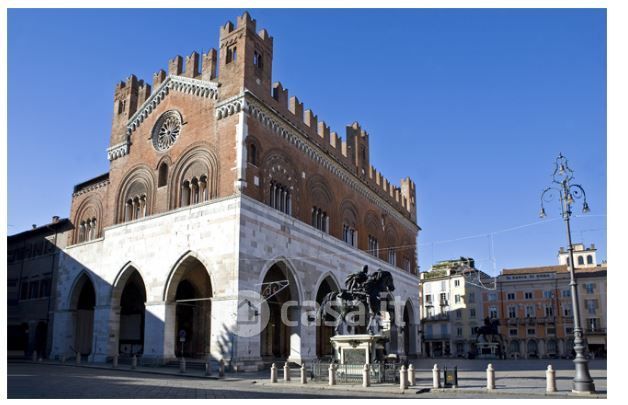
xmin=475 ymin=317 xmax=503 ymax=344
xmin=319 ymin=266 xmax=395 ymax=336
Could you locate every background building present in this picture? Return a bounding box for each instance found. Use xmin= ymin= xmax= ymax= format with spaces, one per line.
xmin=493 ymin=243 xmax=606 ymax=359
xmin=419 ymin=257 xmax=493 ymax=358
xmin=7 ymin=217 xmax=72 ymax=358
xmin=46 ymin=12 xmax=421 ymax=368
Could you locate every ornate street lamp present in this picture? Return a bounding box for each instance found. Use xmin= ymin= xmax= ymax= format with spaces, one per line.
xmin=540 ymin=153 xmax=595 ymax=393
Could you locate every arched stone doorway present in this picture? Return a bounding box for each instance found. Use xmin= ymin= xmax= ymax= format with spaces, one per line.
xmin=260 ymin=262 xmax=300 ymax=361
xmin=114 ymin=269 xmax=146 ymax=356
xmin=165 ymin=255 xmax=213 ymax=358
xmin=71 ymin=274 xmax=96 ymax=357
xmin=315 ymin=275 xmax=339 ymax=359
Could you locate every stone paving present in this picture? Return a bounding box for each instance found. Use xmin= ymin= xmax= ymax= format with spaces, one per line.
xmin=6 ymin=359 xmax=607 ymax=399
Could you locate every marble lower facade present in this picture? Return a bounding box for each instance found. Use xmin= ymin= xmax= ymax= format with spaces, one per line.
xmin=50 ymin=195 xmax=421 ymax=369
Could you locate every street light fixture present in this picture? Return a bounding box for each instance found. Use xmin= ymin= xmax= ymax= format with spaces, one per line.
xmin=540 ymin=153 xmax=595 ymax=394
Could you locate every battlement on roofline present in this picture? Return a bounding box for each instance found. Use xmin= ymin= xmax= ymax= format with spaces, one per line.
xmin=111 ymin=11 xmax=417 ymax=221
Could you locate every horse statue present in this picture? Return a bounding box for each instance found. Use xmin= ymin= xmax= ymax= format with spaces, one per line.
xmin=475 ymin=317 xmax=503 ymax=344
xmin=319 ymin=266 xmax=396 ymax=336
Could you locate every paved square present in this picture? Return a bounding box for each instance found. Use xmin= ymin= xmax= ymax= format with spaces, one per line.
xmin=7 ymin=359 xmax=606 ymax=399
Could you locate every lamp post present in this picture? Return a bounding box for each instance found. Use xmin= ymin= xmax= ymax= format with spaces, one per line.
xmin=539 ymin=153 xmax=595 ymax=393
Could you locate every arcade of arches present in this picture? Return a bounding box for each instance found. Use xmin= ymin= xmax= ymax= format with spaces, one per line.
xmin=58 ymin=258 xmax=418 ymax=365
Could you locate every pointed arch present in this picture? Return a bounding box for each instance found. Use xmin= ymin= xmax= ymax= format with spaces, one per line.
xmin=314 ymin=272 xmax=341 ymax=296
xmin=163 ymin=250 xmax=215 ymax=302
xmin=163 ymin=250 xmax=214 ymax=358
xmin=314 ymin=272 xmax=341 ymax=358
xmin=258 ymin=258 xmax=303 ymax=360
xmin=68 ymin=270 xmax=99 ymax=310
xmin=68 ymin=271 xmax=97 ymax=357
xmin=257 ymin=256 xmax=303 ymax=304
xmin=402 ymin=299 xmax=418 ymax=357
xmin=111 ymin=262 xmax=147 ymax=305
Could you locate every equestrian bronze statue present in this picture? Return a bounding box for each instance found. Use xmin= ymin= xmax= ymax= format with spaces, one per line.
xmin=319 ymin=265 xmax=396 ymax=335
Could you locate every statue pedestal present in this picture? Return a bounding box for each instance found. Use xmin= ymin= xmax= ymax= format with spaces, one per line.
xmin=476 ymin=342 xmax=500 ymax=359
xmin=331 ymin=334 xmax=387 ymax=364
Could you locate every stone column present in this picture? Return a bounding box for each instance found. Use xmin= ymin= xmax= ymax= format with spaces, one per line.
xmin=143 ymin=302 xmax=175 ymax=363
xmin=140 ymin=195 xmax=147 ymax=217
xmin=199 ymin=180 xmax=207 ymax=202
xmin=50 ymin=310 xmax=74 ymax=360
xmin=91 ymin=304 xmax=116 ymax=362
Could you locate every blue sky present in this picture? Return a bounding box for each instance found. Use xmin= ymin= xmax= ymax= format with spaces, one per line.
xmin=7 ymin=9 xmax=606 ymax=274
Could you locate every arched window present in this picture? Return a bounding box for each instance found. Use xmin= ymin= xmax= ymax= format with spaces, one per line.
xmin=125 ymin=199 xmax=133 ymax=221
xmin=78 ymin=221 xmax=86 ymax=243
xmin=181 ymin=180 xmax=190 ymax=207
xmin=158 ymin=163 xmax=168 ymax=187
xmin=311 ymin=206 xmax=328 ymax=232
xmin=269 ymin=181 xmax=291 ymax=215
xmin=578 ymin=256 xmax=584 ymax=266
xmin=587 ymin=255 xmax=593 ymax=265
xmin=249 ymin=144 xmax=257 ymax=165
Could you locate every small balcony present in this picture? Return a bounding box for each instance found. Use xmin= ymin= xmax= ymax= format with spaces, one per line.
xmin=423 ymin=313 xmax=450 ymax=321
xmin=586 ymin=328 xmax=606 ymax=335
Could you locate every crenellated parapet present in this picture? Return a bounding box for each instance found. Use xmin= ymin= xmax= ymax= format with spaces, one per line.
xmin=261 ymin=77 xmax=417 ymax=220
xmin=216 ymin=91 xmax=418 ymax=228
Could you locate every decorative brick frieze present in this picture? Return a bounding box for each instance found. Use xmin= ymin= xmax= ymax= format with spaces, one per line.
xmin=106 ymin=141 xmax=130 ymax=161
xmin=126 ymin=75 xmax=219 ymax=136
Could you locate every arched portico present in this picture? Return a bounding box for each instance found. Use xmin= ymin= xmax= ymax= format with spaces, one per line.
xmin=315 ymin=274 xmax=340 ymax=359
xmin=111 ymin=264 xmax=147 ymax=357
xmin=259 ymin=260 xmax=301 ymax=362
xmin=164 ymin=254 xmax=213 ymax=358
xmin=69 ymin=273 xmax=96 ymax=359
xmin=402 ymin=300 xmax=418 ymax=358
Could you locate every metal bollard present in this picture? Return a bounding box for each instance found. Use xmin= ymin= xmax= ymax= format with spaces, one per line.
xmin=112 ymin=355 xmax=118 ymax=368
xmin=179 ymin=357 xmax=186 ymax=373
xmin=408 ymin=364 xmax=415 ymax=386
xmin=300 ymin=363 xmax=307 ymax=384
xmin=486 ymin=363 xmax=496 ymax=390
xmin=131 ymin=354 xmax=137 ymax=369
xmin=546 ymin=365 xmax=556 ymax=393
xmin=362 ymin=363 xmax=370 ymax=387
xmin=76 ymin=352 xmax=81 ymax=364
xmin=432 ymin=364 xmax=440 ymax=388
xmin=219 ymin=359 xmax=225 ymax=377
xmin=283 ymin=362 xmax=291 ymax=381
xmin=328 ymin=364 xmax=336 ymax=386
xmin=205 ymin=356 xmax=212 ymax=376
xmin=270 ymin=363 xmax=278 ymax=383
xmin=32 ymin=351 xmax=38 ymax=362
xmin=400 ymin=365 xmax=408 ymax=390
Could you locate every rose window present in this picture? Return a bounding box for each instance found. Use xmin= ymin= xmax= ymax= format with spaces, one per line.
xmin=152 ymin=111 xmax=182 ymax=151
